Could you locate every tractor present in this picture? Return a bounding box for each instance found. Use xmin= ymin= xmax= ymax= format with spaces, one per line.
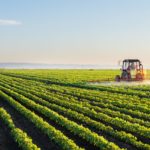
xmin=115 ymin=59 xmax=144 ymax=82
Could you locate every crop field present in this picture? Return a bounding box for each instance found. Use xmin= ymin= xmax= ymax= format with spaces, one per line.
xmin=0 ymin=69 xmax=150 ymax=150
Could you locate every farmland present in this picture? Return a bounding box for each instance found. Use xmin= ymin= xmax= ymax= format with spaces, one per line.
xmin=0 ymin=69 xmax=149 ymax=150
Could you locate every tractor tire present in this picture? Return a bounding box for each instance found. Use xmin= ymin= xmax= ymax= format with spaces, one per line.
xmin=115 ymin=75 xmax=120 ymax=82
xmin=121 ymin=71 xmax=128 ymax=80
xmin=136 ymin=73 xmax=144 ymax=81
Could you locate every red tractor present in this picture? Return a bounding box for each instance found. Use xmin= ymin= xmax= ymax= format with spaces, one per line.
xmin=115 ymin=59 xmax=144 ymax=82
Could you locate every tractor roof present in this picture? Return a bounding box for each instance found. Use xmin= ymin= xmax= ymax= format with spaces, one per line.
xmin=123 ymin=59 xmax=141 ymax=63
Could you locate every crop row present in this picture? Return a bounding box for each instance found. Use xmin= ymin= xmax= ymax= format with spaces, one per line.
xmin=0 ymin=86 xmax=123 ymax=150
xmin=0 ymin=107 xmax=40 ymax=150
xmin=1 ymin=79 xmax=150 ymax=129
xmin=45 ymin=85 xmax=150 ymax=112
xmin=1 ymin=82 xmax=150 ymax=150
xmin=0 ymin=90 xmax=84 ymax=150
xmin=21 ymin=84 xmax=150 ymax=121
xmin=2 ymin=72 xmax=150 ymax=99
xmin=0 ymin=73 xmax=148 ymax=103
xmin=0 ymin=75 xmax=150 ymax=124
xmin=6 ymin=73 xmax=149 ymax=112
xmin=0 ymin=83 xmax=150 ymax=143
xmin=1 ymin=73 xmax=150 ymax=109
xmin=0 ymin=69 xmax=118 ymax=83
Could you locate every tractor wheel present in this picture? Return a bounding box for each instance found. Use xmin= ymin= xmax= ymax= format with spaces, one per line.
xmin=121 ymin=71 xmax=128 ymax=81
xmin=115 ymin=75 xmax=120 ymax=82
xmin=136 ymin=73 xmax=143 ymax=81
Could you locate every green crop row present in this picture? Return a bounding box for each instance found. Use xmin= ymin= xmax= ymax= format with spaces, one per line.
xmin=0 ymin=107 xmax=40 ymax=150
xmin=0 ymin=75 xmax=149 ymax=125
xmin=1 ymin=78 xmax=149 ymax=129
xmin=3 ymin=71 xmax=150 ymax=101
xmin=45 ymin=85 xmax=150 ymax=113
xmin=0 ymin=71 xmax=150 ymax=150
xmin=2 ymin=83 xmax=149 ymax=150
xmin=1 ymin=73 xmax=150 ymax=109
xmin=0 ymin=81 xmax=149 ymax=141
xmin=0 ymin=90 xmax=83 ymax=150
xmin=0 ymin=86 xmax=122 ymax=150
xmin=12 ymin=84 xmax=150 ymax=140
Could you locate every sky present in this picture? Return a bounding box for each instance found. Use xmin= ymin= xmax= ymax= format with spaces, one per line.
xmin=0 ymin=0 xmax=150 ymax=66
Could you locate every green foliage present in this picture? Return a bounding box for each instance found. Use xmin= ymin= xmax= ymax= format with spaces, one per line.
xmin=0 ymin=108 xmax=40 ymax=150
xmin=0 ymin=91 xmax=83 ymax=150
xmin=0 ymin=69 xmax=150 ymax=150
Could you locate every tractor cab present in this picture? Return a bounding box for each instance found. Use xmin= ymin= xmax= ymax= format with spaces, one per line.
xmin=115 ymin=59 xmax=144 ymax=81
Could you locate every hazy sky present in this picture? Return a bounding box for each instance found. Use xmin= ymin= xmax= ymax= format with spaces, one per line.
xmin=0 ymin=0 xmax=150 ymax=65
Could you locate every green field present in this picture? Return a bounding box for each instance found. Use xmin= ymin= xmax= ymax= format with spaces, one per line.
xmin=0 ymin=69 xmax=150 ymax=150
